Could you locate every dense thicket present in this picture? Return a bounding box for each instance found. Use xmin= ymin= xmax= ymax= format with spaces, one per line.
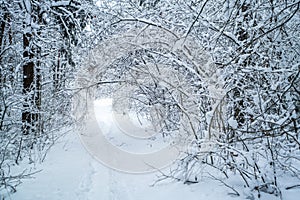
xmin=91 ymin=0 xmax=299 ymax=198
xmin=0 ymin=0 xmax=95 ymax=193
xmin=1 ymin=0 xmax=299 ymax=198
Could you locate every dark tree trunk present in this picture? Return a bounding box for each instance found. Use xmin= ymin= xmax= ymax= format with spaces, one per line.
xmin=0 ymin=13 xmax=8 ymax=50
xmin=22 ymin=0 xmax=42 ymax=135
xmin=22 ymin=31 xmax=36 ymax=135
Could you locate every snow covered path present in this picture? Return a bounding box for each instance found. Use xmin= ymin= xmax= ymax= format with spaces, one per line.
xmin=10 ymin=131 xmax=236 ymax=200
xmin=9 ymin=99 xmax=298 ymax=200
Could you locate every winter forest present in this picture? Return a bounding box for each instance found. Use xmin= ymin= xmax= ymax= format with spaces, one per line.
xmin=0 ymin=0 xmax=299 ymax=199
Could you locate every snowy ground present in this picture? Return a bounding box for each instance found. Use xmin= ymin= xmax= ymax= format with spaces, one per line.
xmin=6 ymin=99 xmax=299 ymax=200
xmin=9 ymin=131 xmax=233 ymax=200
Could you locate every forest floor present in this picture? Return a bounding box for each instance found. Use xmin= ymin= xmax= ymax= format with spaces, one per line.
xmin=7 ymin=100 xmax=299 ymax=200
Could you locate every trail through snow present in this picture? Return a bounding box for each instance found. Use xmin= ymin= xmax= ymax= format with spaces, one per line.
xmin=9 ymin=131 xmax=233 ymax=200
xmin=8 ymin=99 xmax=298 ymax=200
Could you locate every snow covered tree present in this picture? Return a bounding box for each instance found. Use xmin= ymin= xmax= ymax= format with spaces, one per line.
xmin=90 ymin=0 xmax=299 ymax=198
xmin=1 ymin=0 xmax=299 ymax=198
xmin=0 ymin=0 xmax=96 ymax=194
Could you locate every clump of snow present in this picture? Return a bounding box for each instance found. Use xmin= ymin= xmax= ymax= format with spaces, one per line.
xmin=228 ymin=117 xmax=238 ymax=129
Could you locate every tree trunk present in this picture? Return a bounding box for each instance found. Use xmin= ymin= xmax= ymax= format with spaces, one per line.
xmin=22 ymin=31 xmax=35 ymax=135
xmin=22 ymin=0 xmax=42 ymax=135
